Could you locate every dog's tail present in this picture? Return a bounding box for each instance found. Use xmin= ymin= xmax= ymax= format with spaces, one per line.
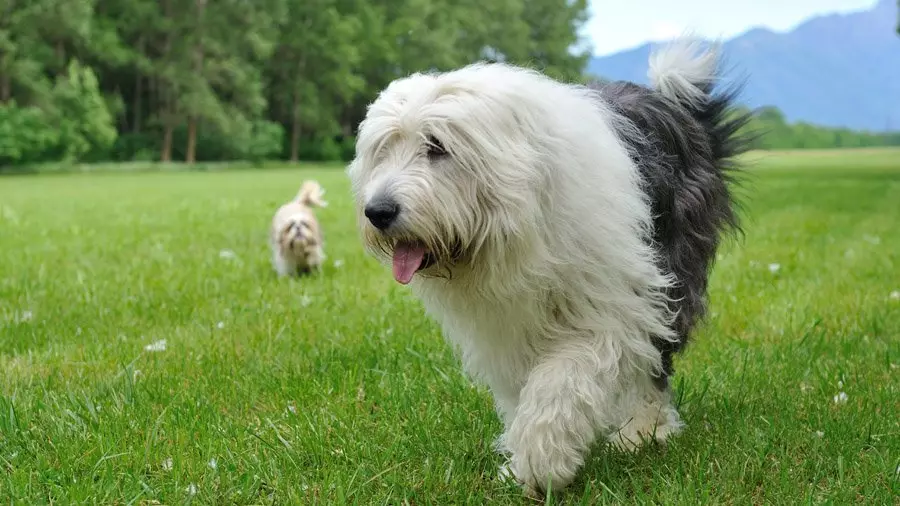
xmin=296 ymin=180 xmax=327 ymax=208
xmin=647 ymin=38 xmax=720 ymax=111
xmin=647 ymin=38 xmax=755 ymax=168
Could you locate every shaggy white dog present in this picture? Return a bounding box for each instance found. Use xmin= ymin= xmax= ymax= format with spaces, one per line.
xmin=347 ymin=39 xmax=751 ymax=495
xmin=270 ymin=180 xmax=327 ymax=276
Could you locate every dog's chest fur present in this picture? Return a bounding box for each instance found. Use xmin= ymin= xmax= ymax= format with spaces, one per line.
xmin=415 ymin=281 xmax=548 ymax=418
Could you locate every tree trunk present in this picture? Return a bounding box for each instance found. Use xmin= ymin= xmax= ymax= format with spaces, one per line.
xmin=0 ymin=74 xmax=10 ymax=103
xmin=290 ymin=92 xmax=301 ymax=162
xmin=185 ymin=0 xmax=206 ymax=164
xmin=186 ymin=118 xmax=197 ymax=163
xmin=133 ymin=37 xmax=144 ymax=133
xmin=161 ymin=124 xmax=173 ymax=162
xmin=56 ymin=41 xmax=66 ymax=72
xmin=289 ymin=119 xmax=300 ymax=163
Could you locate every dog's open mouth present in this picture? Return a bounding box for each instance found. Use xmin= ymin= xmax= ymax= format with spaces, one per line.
xmin=392 ymin=240 xmax=435 ymax=285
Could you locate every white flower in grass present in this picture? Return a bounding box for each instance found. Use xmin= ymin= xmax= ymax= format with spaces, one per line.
xmin=815 ymin=431 xmax=824 ymax=438
xmin=208 ymin=458 xmax=217 ymax=470
xmin=838 ymin=380 xmax=844 ymax=389
xmin=186 ymin=483 xmax=198 ymax=495
xmin=19 ymin=310 xmax=33 ymax=323
xmin=216 ymin=321 xmax=225 ymax=329
xmin=768 ymin=263 xmax=781 ymax=274
xmin=218 ymin=249 xmax=238 ymax=260
xmin=863 ymin=234 xmax=881 ymax=245
xmin=299 ymin=295 xmax=312 ymax=307
xmin=144 ymin=339 xmax=167 ymax=352
xmin=161 ymin=458 xmax=173 ymax=471
xmin=890 ymin=291 xmax=900 ymax=301
xmin=287 ymin=404 xmax=297 ymax=414
xmin=333 ymin=259 xmax=344 ymax=268
xmin=833 ymin=392 xmax=848 ymax=404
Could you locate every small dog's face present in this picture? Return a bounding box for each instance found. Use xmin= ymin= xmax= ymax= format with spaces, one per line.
xmin=280 ymin=218 xmax=318 ymax=257
xmin=347 ymin=67 xmax=546 ymax=284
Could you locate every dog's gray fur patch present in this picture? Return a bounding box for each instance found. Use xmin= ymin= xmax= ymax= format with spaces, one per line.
xmin=597 ymin=79 xmax=754 ymax=389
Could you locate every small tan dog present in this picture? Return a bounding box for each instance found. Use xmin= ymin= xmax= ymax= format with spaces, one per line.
xmin=270 ymin=180 xmax=327 ymax=276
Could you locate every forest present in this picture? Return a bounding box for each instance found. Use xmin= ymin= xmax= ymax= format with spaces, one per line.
xmin=1 ymin=0 xmax=897 ymax=169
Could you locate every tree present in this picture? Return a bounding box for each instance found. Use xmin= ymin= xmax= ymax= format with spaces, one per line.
xmin=265 ymin=0 xmax=362 ymax=162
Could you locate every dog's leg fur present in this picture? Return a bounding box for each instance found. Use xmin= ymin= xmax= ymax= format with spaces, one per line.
xmin=499 ymin=346 xmax=607 ymax=494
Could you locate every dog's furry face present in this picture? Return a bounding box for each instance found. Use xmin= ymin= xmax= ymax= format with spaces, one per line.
xmin=347 ymin=66 xmax=551 ymax=284
xmin=279 ymin=215 xmax=319 ymax=257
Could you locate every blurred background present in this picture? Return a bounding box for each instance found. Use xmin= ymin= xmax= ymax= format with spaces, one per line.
xmin=0 ymin=0 xmax=897 ymax=169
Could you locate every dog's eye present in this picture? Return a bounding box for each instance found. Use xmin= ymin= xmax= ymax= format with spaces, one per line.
xmin=426 ymin=135 xmax=448 ymax=159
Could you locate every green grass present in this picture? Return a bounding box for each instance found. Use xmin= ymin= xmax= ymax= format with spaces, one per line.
xmin=1 ymin=149 xmax=898 ymax=504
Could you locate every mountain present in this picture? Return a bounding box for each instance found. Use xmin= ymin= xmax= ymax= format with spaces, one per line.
xmin=586 ymin=0 xmax=900 ymax=131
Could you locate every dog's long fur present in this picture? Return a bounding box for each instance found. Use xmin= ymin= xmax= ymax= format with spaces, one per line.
xmin=270 ymin=180 xmax=328 ymax=276
xmin=347 ymin=39 xmax=752 ymax=495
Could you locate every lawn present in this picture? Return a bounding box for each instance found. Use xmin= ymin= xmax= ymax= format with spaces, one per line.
xmin=1 ymin=148 xmax=898 ymax=504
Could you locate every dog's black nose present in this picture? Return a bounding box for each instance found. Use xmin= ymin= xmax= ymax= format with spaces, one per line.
xmin=364 ymin=199 xmax=400 ymax=230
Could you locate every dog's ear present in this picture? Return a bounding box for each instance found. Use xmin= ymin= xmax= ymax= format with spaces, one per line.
xmin=296 ymin=180 xmax=328 ymax=208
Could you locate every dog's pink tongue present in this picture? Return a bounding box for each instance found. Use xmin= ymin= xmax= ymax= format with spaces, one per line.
xmin=392 ymin=242 xmax=426 ymax=285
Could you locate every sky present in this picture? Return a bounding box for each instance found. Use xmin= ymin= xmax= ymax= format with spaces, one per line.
xmin=585 ymin=0 xmax=880 ymax=56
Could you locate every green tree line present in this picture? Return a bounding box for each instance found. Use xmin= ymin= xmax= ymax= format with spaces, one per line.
xmin=742 ymin=107 xmax=900 ymax=150
xmin=0 ymin=0 xmax=589 ymax=167
xmin=0 ymin=0 xmax=897 ymax=169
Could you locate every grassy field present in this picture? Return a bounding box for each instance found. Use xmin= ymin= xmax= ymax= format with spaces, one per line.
xmin=1 ymin=148 xmax=898 ymax=504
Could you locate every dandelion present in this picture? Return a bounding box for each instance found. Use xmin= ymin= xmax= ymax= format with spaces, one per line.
xmin=768 ymin=263 xmax=781 ymax=274
xmin=144 ymin=339 xmax=167 ymax=352
xmin=833 ymin=392 xmax=848 ymax=404
xmin=161 ymin=458 xmax=173 ymax=472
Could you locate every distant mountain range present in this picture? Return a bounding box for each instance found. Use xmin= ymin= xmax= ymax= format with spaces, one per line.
xmin=586 ymin=0 xmax=900 ymax=132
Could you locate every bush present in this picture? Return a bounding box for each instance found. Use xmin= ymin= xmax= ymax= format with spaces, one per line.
xmin=0 ymin=60 xmax=118 ymax=168
xmin=0 ymin=103 xmax=61 ymax=167
xmin=52 ymin=60 xmax=118 ymax=162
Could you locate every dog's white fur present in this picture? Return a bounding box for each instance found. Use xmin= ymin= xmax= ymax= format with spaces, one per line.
xmin=347 ymin=43 xmax=709 ymax=494
xmin=270 ymin=180 xmax=327 ymax=276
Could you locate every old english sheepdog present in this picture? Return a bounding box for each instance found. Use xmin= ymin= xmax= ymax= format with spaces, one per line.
xmin=346 ymin=39 xmax=752 ymax=495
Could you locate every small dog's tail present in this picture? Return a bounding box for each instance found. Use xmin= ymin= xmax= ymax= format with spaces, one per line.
xmin=296 ymin=180 xmax=328 ymax=208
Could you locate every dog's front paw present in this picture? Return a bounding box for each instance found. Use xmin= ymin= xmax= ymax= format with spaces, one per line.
xmin=502 ymin=426 xmax=582 ymax=496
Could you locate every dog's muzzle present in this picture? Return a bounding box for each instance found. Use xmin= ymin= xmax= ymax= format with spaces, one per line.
xmin=364 ymin=197 xmax=400 ymax=230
